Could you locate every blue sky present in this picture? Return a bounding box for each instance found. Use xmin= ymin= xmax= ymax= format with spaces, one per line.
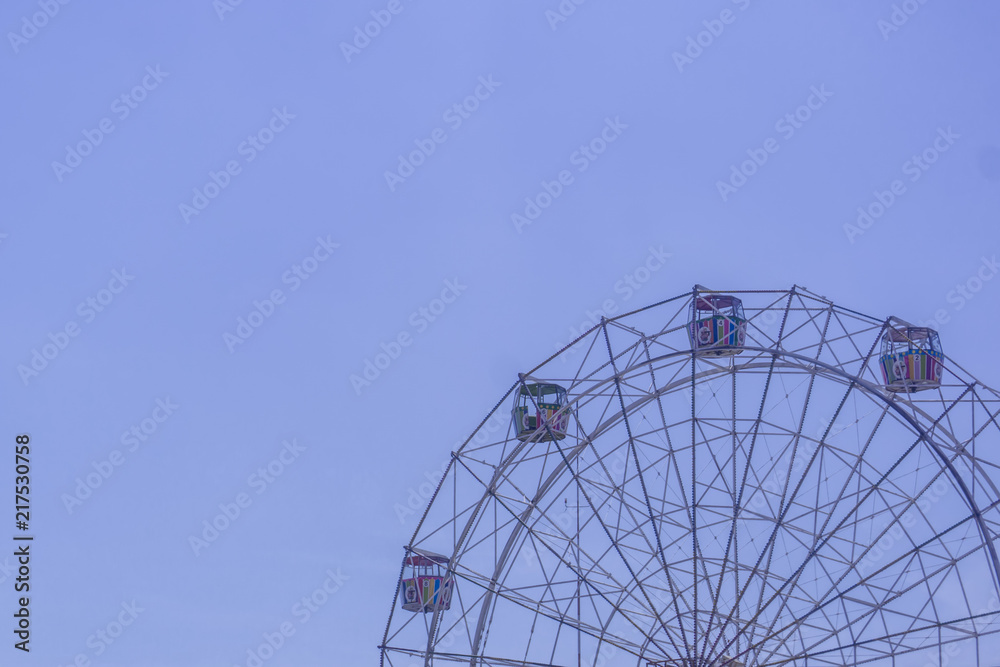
xmin=3 ymin=1 xmax=999 ymax=665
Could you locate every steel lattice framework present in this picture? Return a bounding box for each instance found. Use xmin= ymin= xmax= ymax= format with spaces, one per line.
xmin=380 ymin=286 xmax=1000 ymax=667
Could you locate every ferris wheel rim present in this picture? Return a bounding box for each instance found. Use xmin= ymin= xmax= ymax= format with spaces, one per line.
xmin=382 ymin=287 xmax=1000 ymax=667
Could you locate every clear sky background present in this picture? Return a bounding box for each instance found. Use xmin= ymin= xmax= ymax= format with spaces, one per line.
xmin=2 ymin=1 xmax=999 ymax=665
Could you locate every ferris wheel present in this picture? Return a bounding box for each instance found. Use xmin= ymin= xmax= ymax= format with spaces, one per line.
xmin=379 ymin=285 xmax=1000 ymax=667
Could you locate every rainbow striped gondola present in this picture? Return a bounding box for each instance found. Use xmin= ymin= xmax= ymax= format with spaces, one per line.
xmin=879 ymin=326 xmax=944 ymax=393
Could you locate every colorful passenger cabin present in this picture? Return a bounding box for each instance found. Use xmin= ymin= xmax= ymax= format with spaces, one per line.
xmin=879 ymin=326 xmax=944 ymax=393
xmin=689 ymin=294 xmax=747 ymax=356
xmin=512 ymin=383 xmax=570 ymax=442
xmin=399 ymin=553 xmax=454 ymax=613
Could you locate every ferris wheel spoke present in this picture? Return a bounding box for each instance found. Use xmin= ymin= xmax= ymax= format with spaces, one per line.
xmin=915 ymin=385 xmax=1000 ymax=590
xmin=598 ymin=322 xmax=697 ymax=658
xmin=702 ymin=295 xmax=797 ymax=662
xmin=744 ymin=369 xmax=826 ymax=652
xmin=454 ymin=489 xmax=650 ymax=655
xmin=750 ymin=505 xmax=997 ymax=665
xmin=641 ymin=353 xmax=722 ymax=660
xmin=689 ymin=349 xmax=703 ymax=655
xmin=750 ymin=475 xmax=979 ymax=664
xmin=773 ymin=609 xmax=996 ymax=667
xmin=534 ymin=417 xmax=684 ymax=659
xmin=791 ymin=569 xmax=998 ymax=666
xmin=684 ymin=373 xmax=747 ymax=662
xmin=740 ymin=385 xmax=893 ymax=655
xmin=713 ymin=332 xmax=885 ymax=660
